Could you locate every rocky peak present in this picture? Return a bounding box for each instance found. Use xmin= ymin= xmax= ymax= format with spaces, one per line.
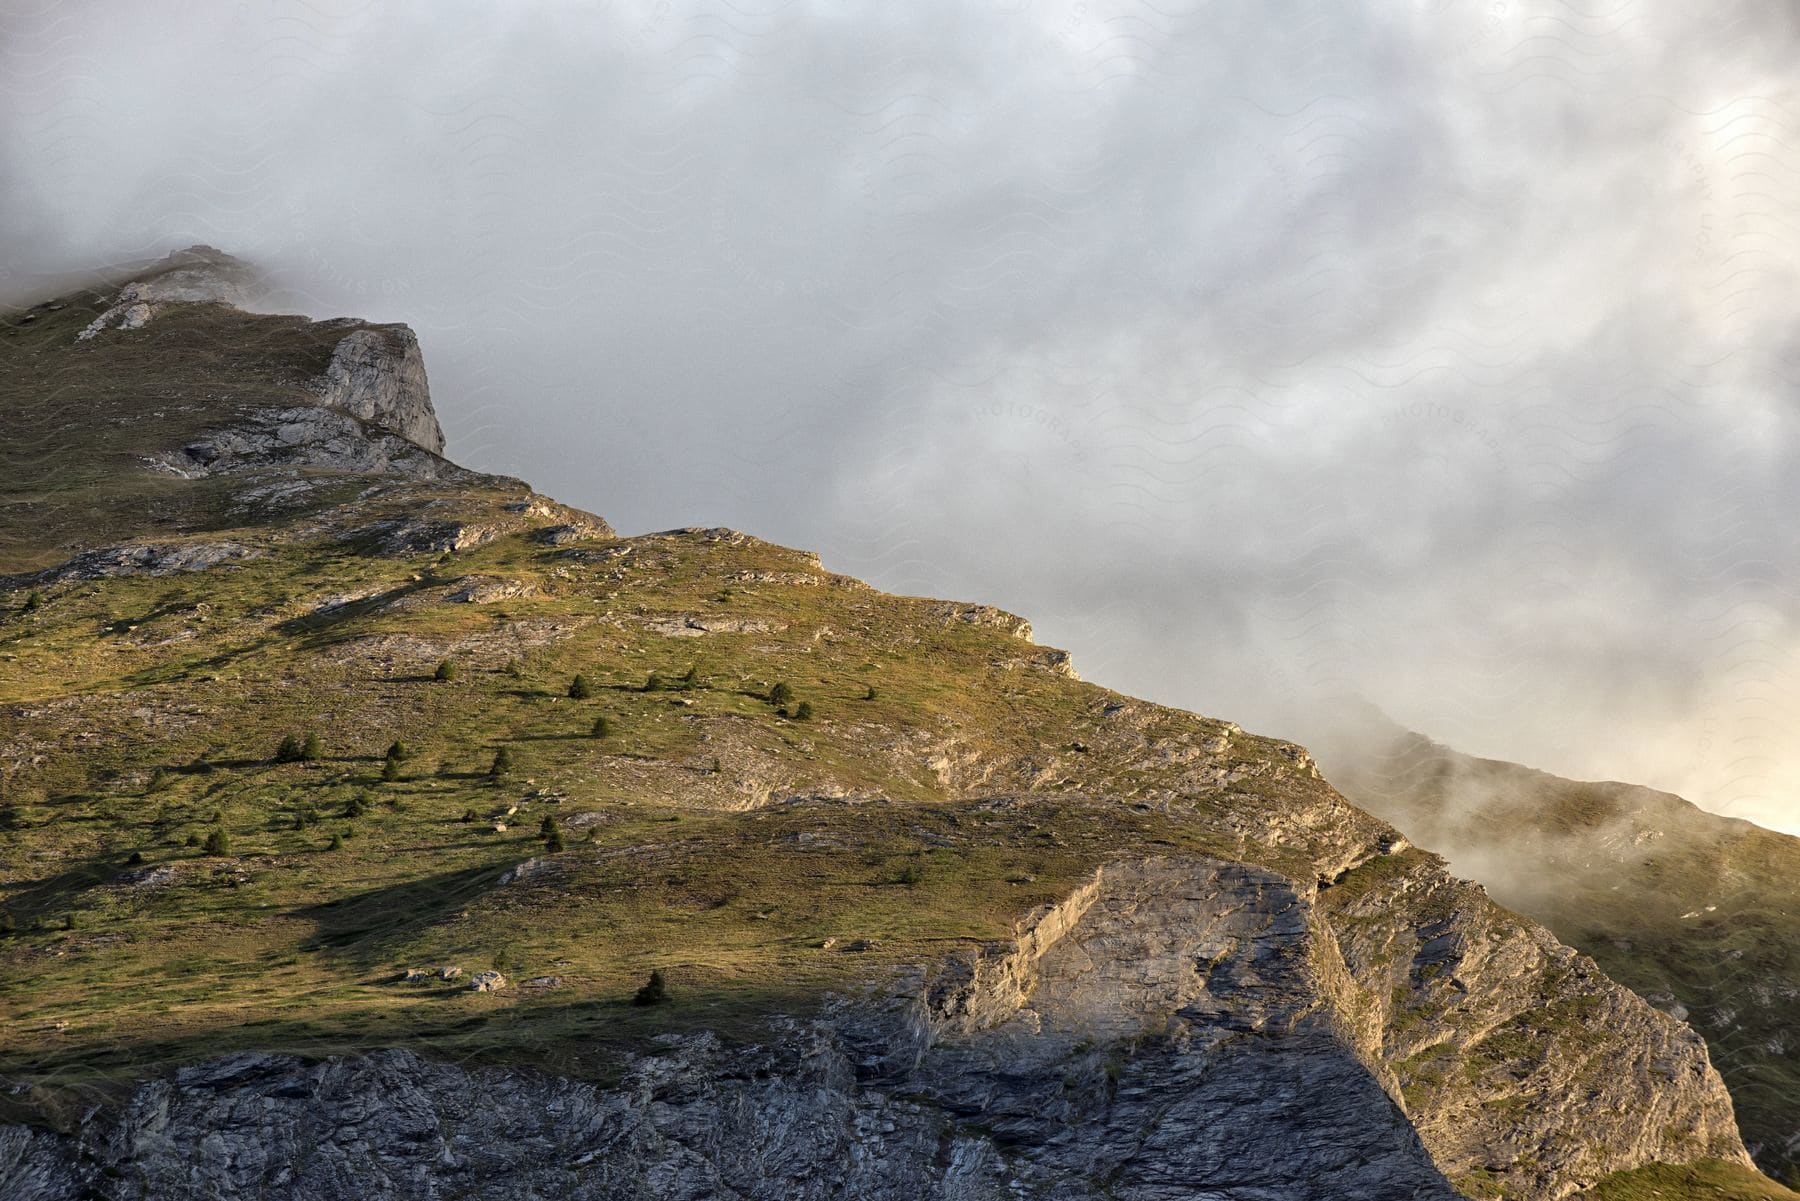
xmin=76 ymin=245 xmax=256 ymax=341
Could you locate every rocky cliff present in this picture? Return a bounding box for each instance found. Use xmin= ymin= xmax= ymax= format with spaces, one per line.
xmin=0 ymin=253 xmax=1782 ymax=1200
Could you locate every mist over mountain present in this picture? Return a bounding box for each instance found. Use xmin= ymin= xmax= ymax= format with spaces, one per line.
xmin=6 ymin=1 xmax=1800 ymax=833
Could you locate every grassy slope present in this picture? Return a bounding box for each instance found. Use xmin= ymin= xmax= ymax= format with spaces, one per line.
xmin=1 ymin=514 xmax=1319 ymax=1105
xmin=1590 ymin=1160 xmax=1800 ymax=1201
xmin=1327 ymin=732 xmax=1800 ymax=1187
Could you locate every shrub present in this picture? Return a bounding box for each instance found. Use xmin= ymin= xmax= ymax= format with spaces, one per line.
xmin=591 ymin=715 xmax=611 ymax=739
xmin=381 ymin=757 xmax=401 ymax=782
xmin=768 ymin=681 xmax=794 ymax=708
xmin=434 ymin=659 xmax=457 ymax=681
xmin=793 ymin=701 xmax=813 ymax=721
xmin=489 ymin=747 xmax=515 ymax=779
xmin=202 ymin=828 xmax=231 ymax=856
xmin=460 ymin=808 xmax=478 ymax=823
xmin=126 ymin=850 xmax=145 ymax=866
xmin=184 ymin=832 xmax=201 ymax=847
xmin=864 ymin=686 xmax=878 ymax=701
xmin=545 ymin=826 xmax=565 ymax=853
xmin=894 ymin=862 xmax=923 ymax=887
xmin=539 ymin=814 xmax=559 ymax=837
xmin=328 ymin=833 xmax=345 ymax=851
xmin=679 ymin=665 xmax=699 ymax=689
xmin=568 ymin=673 xmax=593 ymax=700
xmin=385 ymin=740 xmax=409 ymax=762
xmin=23 ymin=590 xmax=42 ymax=613
xmin=343 ymin=795 xmax=369 ymax=818
xmin=644 ymin=671 xmax=664 ymax=692
xmin=274 ymin=734 xmax=304 ymax=763
xmin=632 ymin=969 xmax=668 ymax=1007
xmin=301 ymin=733 xmax=323 ymax=762
xmin=147 ymin=767 xmax=170 ymax=792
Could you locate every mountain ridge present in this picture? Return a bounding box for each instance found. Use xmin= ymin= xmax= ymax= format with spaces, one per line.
xmin=1317 ymin=717 xmax=1800 ymax=1185
xmin=0 ymin=251 xmax=1784 ymax=1200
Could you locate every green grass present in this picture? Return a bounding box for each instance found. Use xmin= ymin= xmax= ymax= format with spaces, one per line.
xmin=1589 ymin=1159 xmax=1800 ymax=1200
xmin=1 ymin=519 xmax=1296 ymax=1103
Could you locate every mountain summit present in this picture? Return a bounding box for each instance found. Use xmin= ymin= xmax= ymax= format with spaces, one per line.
xmin=0 ymin=253 xmax=1785 ymax=1200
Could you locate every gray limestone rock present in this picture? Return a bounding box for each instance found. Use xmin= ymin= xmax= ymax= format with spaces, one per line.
xmin=312 ymin=325 xmax=445 ymax=453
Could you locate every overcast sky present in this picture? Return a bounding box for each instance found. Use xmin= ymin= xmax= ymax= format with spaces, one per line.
xmin=6 ymin=0 xmax=1800 ymax=833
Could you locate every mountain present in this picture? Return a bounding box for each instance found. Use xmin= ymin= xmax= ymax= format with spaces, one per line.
xmin=0 ymin=250 xmax=1788 ymax=1200
xmin=1317 ymin=714 xmax=1800 ymax=1187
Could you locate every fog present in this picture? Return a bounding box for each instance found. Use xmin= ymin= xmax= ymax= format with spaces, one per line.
xmin=6 ymin=0 xmax=1800 ymax=833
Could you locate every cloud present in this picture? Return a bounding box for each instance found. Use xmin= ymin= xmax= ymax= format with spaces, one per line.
xmin=6 ymin=0 xmax=1800 ymax=832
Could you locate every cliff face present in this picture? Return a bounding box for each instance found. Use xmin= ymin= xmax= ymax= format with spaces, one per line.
xmin=0 ymin=252 xmax=1773 ymax=1201
xmin=310 ymin=322 xmax=444 ymax=454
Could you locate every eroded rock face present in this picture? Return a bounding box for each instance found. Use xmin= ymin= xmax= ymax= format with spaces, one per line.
xmin=149 ymin=405 xmax=455 ymax=483
xmin=312 ymin=324 xmax=445 ymax=453
xmin=0 ymin=540 xmax=258 ymax=588
xmin=0 ymin=855 xmax=1748 ymax=1201
xmin=76 ymin=245 xmax=256 ymax=341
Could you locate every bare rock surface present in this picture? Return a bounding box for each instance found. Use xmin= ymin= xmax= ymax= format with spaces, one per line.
xmin=312 ymin=324 xmax=445 ymax=453
xmin=75 ymin=246 xmax=254 ymax=341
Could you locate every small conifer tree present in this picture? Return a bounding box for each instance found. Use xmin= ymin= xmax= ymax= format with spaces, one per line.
xmin=385 ymin=740 xmax=409 ymax=762
xmin=632 ymin=969 xmax=668 ymax=1006
xmin=569 ymin=673 xmax=593 ymax=700
xmin=148 ymin=766 xmax=170 ymax=792
xmin=328 ymin=832 xmax=345 ymax=851
xmin=202 ymin=828 xmax=231 ymax=856
xmin=382 ymin=757 xmax=401 ymax=782
xmin=489 ymin=747 xmax=515 ymax=779
xmin=301 ymin=732 xmax=323 ymax=762
xmin=864 ymin=685 xmax=878 ymax=701
xmin=184 ymin=831 xmax=202 ymax=847
xmin=274 ymin=734 xmax=303 ymax=763
xmin=23 ymin=590 xmax=42 ymax=612
xmin=680 ymin=665 xmax=699 ymax=689
xmin=591 ymin=715 xmax=611 ymax=739
xmin=794 ymin=701 xmax=813 ymax=721
xmin=645 ymin=671 xmax=664 ymax=692
xmin=434 ymin=659 xmax=457 ymax=681
xmin=768 ymin=681 xmax=794 ymax=708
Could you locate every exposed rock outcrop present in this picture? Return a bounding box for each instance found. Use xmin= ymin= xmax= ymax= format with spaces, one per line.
xmin=148 ymin=405 xmax=455 ymax=482
xmin=0 ymin=539 xmax=258 ymax=588
xmin=75 ymin=245 xmax=254 ymax=341
xmin=311 ymin=323 xmax=445 ymax=453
